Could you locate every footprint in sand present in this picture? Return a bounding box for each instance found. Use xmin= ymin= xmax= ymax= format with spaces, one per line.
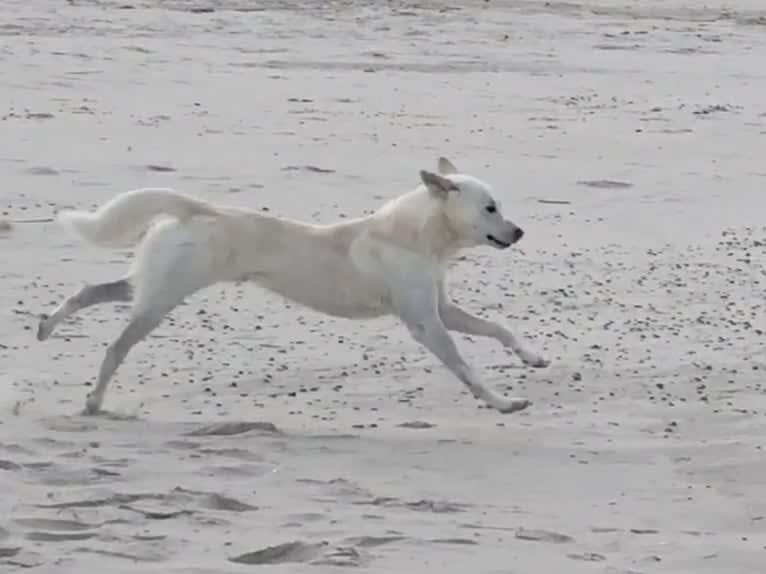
xmin=186 ymin=421 xmax=281 ymax=436
xmin=172 ymin=487 xmax=258 ymax=512
xmin=14 ymin=518 xmax=95 ymax=531
xmin=15 ymin=518 xmax=99 ymax=543
xmin=27 ymin=531 xmax=97 ymax=541
xmin=229 ymin=541 xmax=328 ymax=565
xmin=577 ymin=179 xmax=633 ymax=189
xmin=342 ymin=535 xmax=407 ymax=548
xmin=568 ymin=552 xmax=606 ymax=562
xmin=24 ymin=166 xmax=59 ymax=176
xmin=0 ymin=546 xmax=20 ymax=557
xmin=203 ymin=492 xmax=258 ymax=512
xmin=354 ymin=496 xmax=468 ymax=514
xmin=230 ymin=541 xmax=366 ymax=567
xmin=144 ymin=164 xmax=176 ymax=172
xmin=311 ymin=546 xmax=364 ymax=567
xmin=396 ymin=420 xmax=436 ymax=429
xmin=430 ymin=538 xmax=478 ymax=545
xmin=515 ymin=528 xmax=574 ymax=544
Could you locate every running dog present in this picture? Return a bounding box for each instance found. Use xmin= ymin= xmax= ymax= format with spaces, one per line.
xmin=37 ymin=157 xmax=549 ymax=414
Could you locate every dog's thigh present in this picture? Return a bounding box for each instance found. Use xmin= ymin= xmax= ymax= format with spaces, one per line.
xmin=129 ymin=219 xmax=218 ymax=315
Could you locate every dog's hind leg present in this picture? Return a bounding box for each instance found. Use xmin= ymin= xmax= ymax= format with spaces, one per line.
xmin=83 ymin=218 xmax=220 ymax=414
xmin=83 ymin=304 xmax=173 ymax=414
xmin=37 ymin=278 xmax=133 ymax=341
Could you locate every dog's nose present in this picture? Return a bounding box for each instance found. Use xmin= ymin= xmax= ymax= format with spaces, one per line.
xmin=514 ymin=227 xmax=524 ymax=241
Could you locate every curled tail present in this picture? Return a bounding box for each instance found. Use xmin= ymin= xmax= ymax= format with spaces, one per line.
xmin=57 ymin=188 xmax=218 ymax=248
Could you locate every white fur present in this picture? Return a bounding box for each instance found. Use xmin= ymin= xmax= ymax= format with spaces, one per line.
xmin=38 ymin=158 xmax=549 ymax=415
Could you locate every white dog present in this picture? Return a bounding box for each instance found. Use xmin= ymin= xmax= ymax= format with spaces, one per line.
xmin=37 ymin=157 xmax=549 ymax=415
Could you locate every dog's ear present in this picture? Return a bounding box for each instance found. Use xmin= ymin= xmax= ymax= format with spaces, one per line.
xmin=437 ymin=157 xmax=459 ymax=175
xmin=420 ymin=170 xmax=459 ymax=197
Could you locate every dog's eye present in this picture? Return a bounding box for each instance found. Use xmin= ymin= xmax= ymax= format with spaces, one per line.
xmin=485 ymin=205 xmax=497 ymax=214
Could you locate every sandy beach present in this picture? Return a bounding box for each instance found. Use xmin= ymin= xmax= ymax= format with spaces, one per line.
xmin=1 ymin=0 xmax=766 ymax=572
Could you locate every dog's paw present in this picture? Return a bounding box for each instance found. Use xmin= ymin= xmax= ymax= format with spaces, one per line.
xmin=495 ymin=397 xmax=531 ymax=414
xmin=36 ymin=315 xmax=52 ymax=341
xmin=83 ymin=393 xmax=103 ymax=416
xmin=520 ymin=352 xmax=550 ymax=369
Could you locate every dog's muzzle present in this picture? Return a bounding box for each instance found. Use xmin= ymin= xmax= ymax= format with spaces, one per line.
xmin=487 ymin=227 xmax=523 ymax=249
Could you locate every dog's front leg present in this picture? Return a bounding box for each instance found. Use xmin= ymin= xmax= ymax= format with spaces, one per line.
xmin=395 ymin=284 xmax=529 ymax=413
xmin=439 ymin=302 xmax=549 ymax=368
xmin=408 ymin=317 xmax=529 ymax=413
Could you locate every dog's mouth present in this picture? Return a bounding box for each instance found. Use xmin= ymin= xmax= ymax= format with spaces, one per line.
xmin=487 ymin=234 xmax=511 ymax=249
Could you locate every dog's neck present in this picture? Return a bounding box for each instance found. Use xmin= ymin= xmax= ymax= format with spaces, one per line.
xmin=370 ymin=188 xmax=463 ymax=261
xmin=420 ymin=208 xmax=463 ymax=259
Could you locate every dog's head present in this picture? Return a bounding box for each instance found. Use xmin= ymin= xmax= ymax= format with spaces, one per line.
xmin=420 ymin=157 xmax=524 ymax=250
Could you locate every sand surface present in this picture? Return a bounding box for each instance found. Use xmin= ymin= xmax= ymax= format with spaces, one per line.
xmin=2 ymin=0 xmax=766 ymax=572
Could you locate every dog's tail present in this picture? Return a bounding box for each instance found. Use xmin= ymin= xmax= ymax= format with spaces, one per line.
xmin=57 ymin=188 xmax=218 ymax=248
